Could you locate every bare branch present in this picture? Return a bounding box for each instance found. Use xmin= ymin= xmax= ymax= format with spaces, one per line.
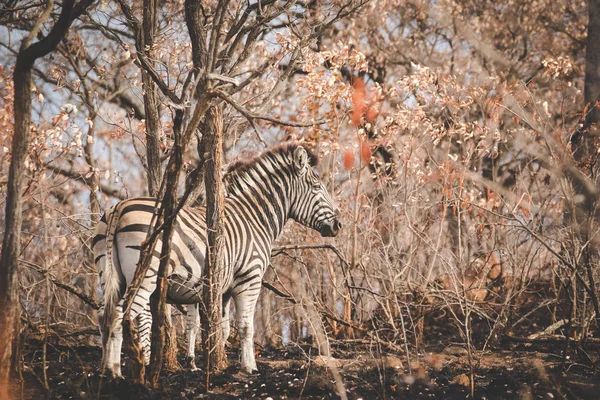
xmin=262 ymin=280 xmax=298 ymax=304
xmin=114 ymin=0 xmax=182 ymax=105
xmin=46 ymin=165 xmax=126 ymax=200
xmin=215 ymin=89 xmax=325 ymax=128
xmin=21 ymin=261 xmax=101 ymax=310
xmin=21 ymin=0 xmax=54 ymax=50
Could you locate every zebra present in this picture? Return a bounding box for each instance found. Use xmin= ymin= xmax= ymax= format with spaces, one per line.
xmin=92 ymin=143 xmax=342 ymax=377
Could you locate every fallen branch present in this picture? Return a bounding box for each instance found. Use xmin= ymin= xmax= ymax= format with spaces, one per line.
xmin=504 ymin=334 xmax=600 ymax=348
xmin=51 ymin=279 xmax=101 ymax=310
xmin=21 ymin=316 xmax=100 ymax=339
xmin=60 ymin=327 xmax=100 ymax=337
xmin=528 ymin=319 xmax=567 ymax=340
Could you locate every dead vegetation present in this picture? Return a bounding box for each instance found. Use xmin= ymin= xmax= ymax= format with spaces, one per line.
xmin=2 ymin=0 xmax=600 ymax=398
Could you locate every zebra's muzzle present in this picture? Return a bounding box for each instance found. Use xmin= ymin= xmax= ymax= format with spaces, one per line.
xmin=319 ymin=213 xmax=342 ymax=237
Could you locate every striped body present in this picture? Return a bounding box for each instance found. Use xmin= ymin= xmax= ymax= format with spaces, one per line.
xmin=93 ymin=143 xmax=342 ymax=376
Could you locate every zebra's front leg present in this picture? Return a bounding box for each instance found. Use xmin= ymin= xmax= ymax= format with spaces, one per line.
xmin=121 ymin=286 xmax=153 ymax=373
xmin=222 ymin=295 xmax=232 ymax=346
xmin=186 ymin=303 xmax=200 ymax=371
xmin=234 ymin=292 xmax=259 ymax=373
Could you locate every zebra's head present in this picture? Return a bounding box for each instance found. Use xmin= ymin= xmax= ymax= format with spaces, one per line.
xmin=290 ymin=146 xmax=342 ymax=237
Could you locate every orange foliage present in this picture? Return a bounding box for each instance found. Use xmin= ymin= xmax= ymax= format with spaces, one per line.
xmin=343 ymin=149 xmax=355 ymax=170
xmin=351 ymin=78 xmax=366 ymax=126
xmin=351 ymin=77 xmax=380 ymax=125
xmin=360 ymin=142 xmax=371 ymax=163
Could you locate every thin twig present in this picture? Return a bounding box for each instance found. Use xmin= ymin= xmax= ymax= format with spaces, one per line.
xmin=20 ymin=260 xmax=101 ymax=310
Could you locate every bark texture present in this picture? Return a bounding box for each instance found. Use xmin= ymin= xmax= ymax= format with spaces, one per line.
xmin=141 ymin=0 xmax=162 ymax=197
xmin=201 ymin=106 xmax=228 ymax=387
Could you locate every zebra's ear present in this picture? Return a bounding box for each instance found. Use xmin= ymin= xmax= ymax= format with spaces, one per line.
xmin=293 ymin=146 xmax=309 ymax=176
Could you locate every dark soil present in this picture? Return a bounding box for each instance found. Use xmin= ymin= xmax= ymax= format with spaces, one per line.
xmin=13 ymin=335 xmax=600 ymax=399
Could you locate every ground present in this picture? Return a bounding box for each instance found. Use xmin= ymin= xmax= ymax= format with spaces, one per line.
xmin=12 ymin=289 xmax=600 ymax=399
xmin=14 ymin=334 xmax=600 ymax=399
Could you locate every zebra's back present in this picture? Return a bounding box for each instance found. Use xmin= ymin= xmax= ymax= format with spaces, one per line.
xmin=93 ymin=197 xmax=211 ymax=304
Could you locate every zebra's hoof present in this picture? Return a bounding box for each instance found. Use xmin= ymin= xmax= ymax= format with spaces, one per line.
xmin=187 ymin=357 xmax=198 ymax=371
xmin=102 ymin=370 xmax=123 ymax=379
xmin=240 ymin=365 xmax=258 ymax=374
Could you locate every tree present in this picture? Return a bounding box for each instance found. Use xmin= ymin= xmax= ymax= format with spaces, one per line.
xmin=111 ymin=0 xmax=367 ymax=386
xmin=199 ymin=105 xmax=228 ymax=382
xmin=0 ymin=1 xmax=95 ymax=397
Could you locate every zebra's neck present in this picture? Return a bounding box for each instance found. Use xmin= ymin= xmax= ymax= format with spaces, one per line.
xmin=225 ymin=154 xmax=293 ymax=241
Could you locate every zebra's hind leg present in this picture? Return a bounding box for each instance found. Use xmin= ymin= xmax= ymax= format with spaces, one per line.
xmin=186 ymin=303 xmax=200 ymax=371
xmin=234 ymin=291 xmax=260 ymax=373
xmin=137 ymin=303 xmax=153 ymax=365
xmin=98 ymin=306 xmax=110 ymax=373
xmin=102 ymin=300 xmax=125 ymax=378
xmin=104 ymin=291 xmax=150 ymax=377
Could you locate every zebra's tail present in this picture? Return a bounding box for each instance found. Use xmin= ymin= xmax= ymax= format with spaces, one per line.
xmin=100 ymin=202 xmax=125 ymax=340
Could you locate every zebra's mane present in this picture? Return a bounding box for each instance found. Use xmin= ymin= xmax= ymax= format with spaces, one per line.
xmin=224 ymin=142 xmax=318 ymax=191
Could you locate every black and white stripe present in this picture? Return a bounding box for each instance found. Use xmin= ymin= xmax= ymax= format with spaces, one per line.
xmin=93 ymin=143 xmax=342 ymax=376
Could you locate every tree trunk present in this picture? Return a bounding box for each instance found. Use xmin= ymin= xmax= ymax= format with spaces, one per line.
xmin=201 ymin=106 xmax=227 ymax=389
xmin=163 ymin=306 xmax=180 ymax=371
xmin=142 ymin=0 xmax=163 ymax=197
xmin=81 ymin=75 xmax=101 ymax=345
xmin=130 ymin=110 xmax=184 ymax=385
xmin=261 ymin=291 xmax=277 ymax=348
xmin=0 ymin=58 xmax=30 ymax=400
xmin=148 ymin=181 xmax=177 ymax=387
xmin=122 ymin=110 xmax=183 ymax=385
